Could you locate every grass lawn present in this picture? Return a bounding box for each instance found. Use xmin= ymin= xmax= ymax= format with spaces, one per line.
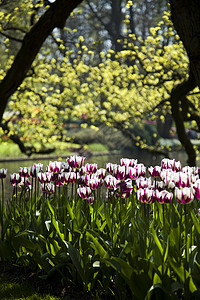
xmin=0 ymin=262 xmax=92 ymax=300
xmin=0 ymin=277 xmax=59 ymax=300
xmin=0 ymin=141 xmax=109 ymax=159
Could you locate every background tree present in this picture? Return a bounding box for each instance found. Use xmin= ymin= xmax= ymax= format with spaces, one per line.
xmin=0 ymin=0 xmax=83 ymax=123
xmin=169 ymin=0 xmax=200 ymax=165
xmin=2 ymin=9 xmax=197 ymax=160
xmin=0 ymin=0 xmax=199 ymax=165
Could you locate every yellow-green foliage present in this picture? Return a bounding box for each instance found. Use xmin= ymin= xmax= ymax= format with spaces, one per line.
xmin=0 ymin=6 xmax=199 ymax=150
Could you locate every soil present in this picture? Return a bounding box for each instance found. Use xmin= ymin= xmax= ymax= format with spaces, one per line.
xmin=0 ymin=262 xmax=93 ymax=299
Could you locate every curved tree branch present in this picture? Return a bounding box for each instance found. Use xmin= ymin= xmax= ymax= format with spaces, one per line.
xmin=114 ymin=121 xmax=169 ymax=157
xmin=0 ymin=31 xmax=23 ymax=43
xmin=170 ymin=70 xmax=197 ymax=166
xmin=1 ymin=121 xmax=55 ymax=156
xmin=0 ymin=0 xmax=83 ymax=123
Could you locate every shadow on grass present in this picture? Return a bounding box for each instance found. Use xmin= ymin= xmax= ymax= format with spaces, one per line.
xmin=0 ymin=278 xmax=59 ymax=300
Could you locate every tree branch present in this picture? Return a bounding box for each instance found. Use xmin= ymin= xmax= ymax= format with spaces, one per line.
xmin=1 ymin=121 xmax=55 ymax=156
xmin=113 ymin=121 xmax=169 ymax=157
xmin=2 ymin=26 xmax=27 ymax=34
xmin=0 ymin=31 xmax=23 ymax=43
xmin=170 ymin=70 xmax=197 ymax=165
xmin=0 ymin=0 xmax=83 ymax=123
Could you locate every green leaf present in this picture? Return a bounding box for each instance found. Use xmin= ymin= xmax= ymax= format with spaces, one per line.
xmin=65 ymin=199 xmax=74 ymax=220
xmin=104 ymin=203 xmax=111 ymax=231
xmin=153 ymin=271 xmax=162 ymax=285
xmin=46 ymin=198 xmax=55 ymax=217
xmin=168 ymin=258 xmax=186 ymax=283
xmin=152 ymin=228 xmax=163 ymax=257
xmin=102 ymin=257 xmax=133 ymax=280
xmin=86 ymin=231 xmax=108 ymax=258
xmin=48 ymin=238 xmax=61 ymax=256
xmin=191 ymin=212 xmax=200 ymax=235
xmin=51 ymin=217 xmax=64 ymax=240
xmin=164 ymin=237 xmax=169 ymax=263
xmin=66 ymin=242 xmax=85 ymax=282
xmin=47 ymin=199 xmax=64 ymax=240
xmin=189 ymin=277 xmax=197 ymax=293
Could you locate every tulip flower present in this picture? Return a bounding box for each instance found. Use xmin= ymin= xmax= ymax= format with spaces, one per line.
xmin=67 ymin=155 xmax=85 ymax=169
xmin=135 ymin=164 xmax=146 ymax=177
xmin=148 ymin=166 xmax=161 ymax=178
xmin=174 ymin=161 xmax=182 ymax=172
xmin=30 ymin=163 xmax=43 ymax=177
xmin=77 ymin=186 xmax=92 ymax=199
xmin=96 ymin=168 xmax=107 ymax=179
xmin=58 ymin=172 xmax=71 ymax=185
xmin=129 ymin=164 xmax=146 ymax=180
xmin=192 ymin=179 xmax=200 ymax=199
xmin=104 ymin=175 xmax=119 ymax=189
xmin=86 ymin=196 xmax=94 ymax=204
xmin=79 ymin=166 xmax=86 ymax=176
xmin=113 ymin=165 xmax=129 ymax=181
xmin=136 ymin=176 xmax=151 ymax=189
xmin=18 ymin=178 xmax=32 ymax=190
xmin=85 ymin=163 xmax=98 ymax=174
xmin=137 ymin=188 xmax=154 ymax=204
xmin=0 ymin=168 xmax=7 ymax=179
xmin=157 ymin=190 xmax=173 ymax=204
xmin=59 ymin=171 xmax=76 ymax=184
xmin=19 ymin=167 xmax=29 ymax=177
xmin=172 ymin=172 xmax=189 ymax=188
xmin=120 ymin=158 xmax=137 ymax=167
xmin=116 ymin=179 xmax=133 ymax=198
xmin=175 ymin=187 xmax=194 ymax=204
xmin=106 ymin=163 xmax=118 ymax=173
xmin=161 ymin=158 xmax=175 ymax=170
xmin=48 ymin=161 xmax=62 ymax=174
xmin=62 ymin=161 xmax=71 ymax=172
xmin=160 ymin=169 xmax=174 ymax=182
xmin=37 ymin=172 xmax=52 ymax=183
xmin=10 ymin=173 xmax=21 ymax=186
xmin=41 ymin=182 xmax=55 ymax=194
xmin=87 ymin=177 xmax=102 ymax=190
xmin=182 ymin=166 xmax=199 ymax=175
xmin=152 ymin=180 xmax=166 ymax=191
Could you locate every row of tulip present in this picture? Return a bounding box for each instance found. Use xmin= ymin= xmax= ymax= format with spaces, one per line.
xmin=1 ymin=156 xmax=200 ymax=206
xmin=0 ymin=156 xmax=199 ymax=298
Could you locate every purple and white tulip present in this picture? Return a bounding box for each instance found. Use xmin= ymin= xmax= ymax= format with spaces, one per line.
xmin=175 ymin=187 xmax=194 ymax=204
xmin=0 ymin=168 xmax=7 ymax=179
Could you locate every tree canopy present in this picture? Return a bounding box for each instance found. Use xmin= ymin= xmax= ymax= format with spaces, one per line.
xmin=0 ymin=0 xmax=200 ymax=165
xmin=0 ymin=0 xmax=83 ymax=122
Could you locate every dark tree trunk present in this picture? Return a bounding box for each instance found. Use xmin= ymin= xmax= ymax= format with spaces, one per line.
xmin=170 ymin=0 xmax=200 ymax=165
xmin=170 ymin=72 xmax=196 ymax=166
xmin=170 ymin=0 xmax=200 ymax=87
xmin=0 ymin=0 xmax=83 ymax=123
xmin=110 ymin=0 xmax=123 ymax=52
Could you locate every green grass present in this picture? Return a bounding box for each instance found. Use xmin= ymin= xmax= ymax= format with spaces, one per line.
xmin=87 ymin=143 xmax=108 ymax=152
xmin=0 ymin=277 xmax=59 ymax=299
xmin=0 ymin=142 xmax=25 ymax=158
xmin=0 ymin=141 xmax=109 ymax=159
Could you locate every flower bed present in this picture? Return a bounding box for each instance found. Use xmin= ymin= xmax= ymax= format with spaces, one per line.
xmin=0 ymin=157 xmax=200 ymax=299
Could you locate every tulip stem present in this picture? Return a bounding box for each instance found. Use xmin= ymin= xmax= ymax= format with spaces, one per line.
xmin=184 ymin=205 xmax=189 ymax=299
xmin=1 ymin=179 xmax=4 ymax=241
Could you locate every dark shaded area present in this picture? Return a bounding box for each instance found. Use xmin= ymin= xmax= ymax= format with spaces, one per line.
xmin=0 ymin=262 xmax=93 ymax=299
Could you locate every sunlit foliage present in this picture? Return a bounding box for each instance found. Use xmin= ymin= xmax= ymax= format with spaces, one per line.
xmin=0 ymin=2 xmax=199 ymax=154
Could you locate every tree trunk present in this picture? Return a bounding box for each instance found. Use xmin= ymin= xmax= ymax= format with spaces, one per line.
xmin=170 ymin=0 xmax=200 ymax=88
xmin=0 ymin=0 xmax=83 ymax=123
xmin=170 ymin=72 xmax=196 ymax=166
xmin=169 ymin=0 xmax=200 ymax=165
